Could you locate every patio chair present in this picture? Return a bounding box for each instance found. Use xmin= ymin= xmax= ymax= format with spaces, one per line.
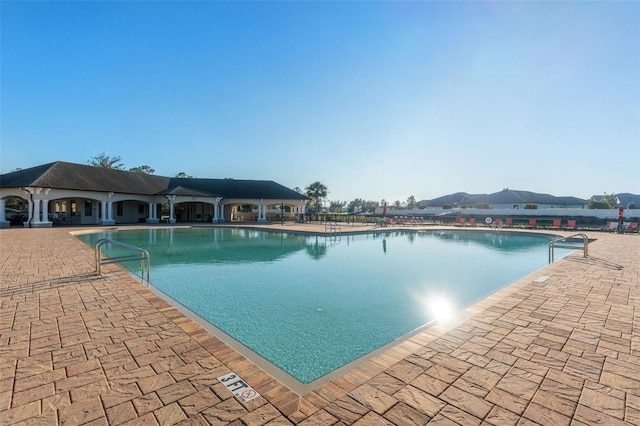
xmin=455 ymin=217 xmax=465 ymax=226
xmin=466 ymin=218 xmax=476 ymax=226
xmin=600 ymin=221 xmax=615 ymax=232
xmin=527 ymin=218 xmax=537 ymax=229
xmin=550 ymin=219 xmax=562 ymax=229
xmin=625 ymin=222 xmax=638 ymax=233
xmin=504 ymin=218 xmax=513 ymax=228
xmin=566 ymin=220 xmax=577 ymax=230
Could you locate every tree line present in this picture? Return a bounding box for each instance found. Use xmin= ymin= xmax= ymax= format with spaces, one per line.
xmin=4 ymin=155 xmax=632 ymax=216
xmin=83 ymin=153 xmax=637 ymax=212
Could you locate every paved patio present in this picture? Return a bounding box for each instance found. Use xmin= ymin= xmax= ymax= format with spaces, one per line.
xmin=0 ymin=224 xmax=638 ymax=425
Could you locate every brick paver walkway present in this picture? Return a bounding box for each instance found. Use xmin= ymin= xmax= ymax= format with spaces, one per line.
xmin=0 ymin=225 xmax=638 ymax=425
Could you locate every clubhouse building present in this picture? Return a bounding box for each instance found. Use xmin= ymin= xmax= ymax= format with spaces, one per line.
xmin=0 ymin=161 xmax=309 ymax=228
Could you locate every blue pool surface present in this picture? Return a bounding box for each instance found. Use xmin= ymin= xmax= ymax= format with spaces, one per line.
xmin=79 ymin=228 xmax=557 ymax=383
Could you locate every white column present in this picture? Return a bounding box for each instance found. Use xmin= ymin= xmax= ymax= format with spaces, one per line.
xmin=107 ymin=202 xmax=113 ymax=221
xmin=299 ymin=202 xmax=306 ymax=222
xmin=213 ymin=202 xmax=219 ymax=222
xmin=147 ymin=202 xmax=159 ymax=223
xmin=169 ymin=201 xmax=175 ymax=223
xmin=33 ymin=198 xmax=41 ymax=223
xmin=258 ymin=202 xmax=267 ymax=222
xmin=101 ymin=201 xmax=107 ymax=221
xmin=0 ymin=199 xmax=8 ymax=228
xmin=217 ymin=203 xmax=225 ymax=223
xmin=41 ymin=199 xmax=49 ymax=223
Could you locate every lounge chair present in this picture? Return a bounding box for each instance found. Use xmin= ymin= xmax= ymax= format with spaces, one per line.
xmin=466 ymin=218 xmax=476 ymax=226
xmin=625 ymin=222 xmax=638 ymax=233
xmin=550 ymin=219 xmax=562 ymax=229
xmin=455 ymin=217 xmax=465 ymax=226
xmin=527 ymin=218 xmax=537 ymax=229
xmin=375 ymin=217 xmax=386 ymax=228
xmin=566 ymin=220 xmax=577 ymax=230
xmin=504 ymin=218 xmax=513 ymax=228
xmin=600 ymin=221 xmax=616 ymax=232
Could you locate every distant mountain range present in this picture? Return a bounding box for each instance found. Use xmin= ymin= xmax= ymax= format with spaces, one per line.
xmin=421 ymin=189 xmax=640 ymax=208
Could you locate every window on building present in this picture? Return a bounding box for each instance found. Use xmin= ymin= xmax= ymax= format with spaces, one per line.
xmin=84 ymin=200 xmax=92 ymax=216
xmin=117 ymin=202 xmax=123 ymax=216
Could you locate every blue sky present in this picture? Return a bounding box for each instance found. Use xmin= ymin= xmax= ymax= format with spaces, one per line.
xmin=1 ymin=1 xmax=638 ymax=203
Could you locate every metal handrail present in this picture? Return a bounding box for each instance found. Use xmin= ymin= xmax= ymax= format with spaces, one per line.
xmin=549 ymin=233 xmax=589 ymax=263
xmin=95 ymin=239 xmax=150 ymax=285
xmin=325 ymin=222 xmax=341 ymax=233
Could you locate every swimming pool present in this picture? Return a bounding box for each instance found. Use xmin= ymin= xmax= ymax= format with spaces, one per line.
xmin=78 ymin=228 xmax=558 ymax=384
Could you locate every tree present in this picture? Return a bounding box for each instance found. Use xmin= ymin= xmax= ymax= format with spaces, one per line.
xmin=88 ymin=153 xmax=125 ymax=169
xmin=628 ymin=202 xmax=637 ymax=209
xmin=406 ymin=195 xmax=416 ymax=209
xmin=305 ymin=181 xmax=328 ymax=214
xmin=175 ymin=172 xmax=193 ymax=178
xmin=362 ymin=200 xmax=378 ymax=213
xmin=328 ymin=200 xmax=346 ymax=213
xmin=347 ymin=198 xmax=365 ymax=214
xmin=129 ymin=165 xmax=155 ymax=174
xmin=588 ymin=193 xmax=618 ymax=209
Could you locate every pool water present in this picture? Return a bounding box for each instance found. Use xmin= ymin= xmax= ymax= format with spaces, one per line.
xmin=79 ymin=228 xmax=557 ymax=384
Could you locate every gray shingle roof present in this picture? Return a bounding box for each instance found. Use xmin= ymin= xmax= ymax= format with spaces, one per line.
xmin=0 ymin=161 xmax=308 ymax=200
xmin=616 ymin=193 xmax=640 ymax=207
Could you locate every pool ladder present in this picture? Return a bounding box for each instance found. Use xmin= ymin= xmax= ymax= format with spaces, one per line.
xmin=95 ymin=238 xmax=150 ymax=285
xmin=325 ymin=222 xmax=341 ymax=233
xmin=548 ymin=233 xmax=588 ymax=263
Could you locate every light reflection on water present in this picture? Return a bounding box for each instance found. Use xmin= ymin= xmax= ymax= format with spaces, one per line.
xmin=79 ymin=228 xmax=556 ymax=383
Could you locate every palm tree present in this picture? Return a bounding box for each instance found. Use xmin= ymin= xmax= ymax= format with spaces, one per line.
xmin=305 ymin=181 xmax=328 ymax=214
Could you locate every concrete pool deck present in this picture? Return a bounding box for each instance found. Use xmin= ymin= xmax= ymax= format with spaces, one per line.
xmin=0 ymin=224 xmax=638 ymax=425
